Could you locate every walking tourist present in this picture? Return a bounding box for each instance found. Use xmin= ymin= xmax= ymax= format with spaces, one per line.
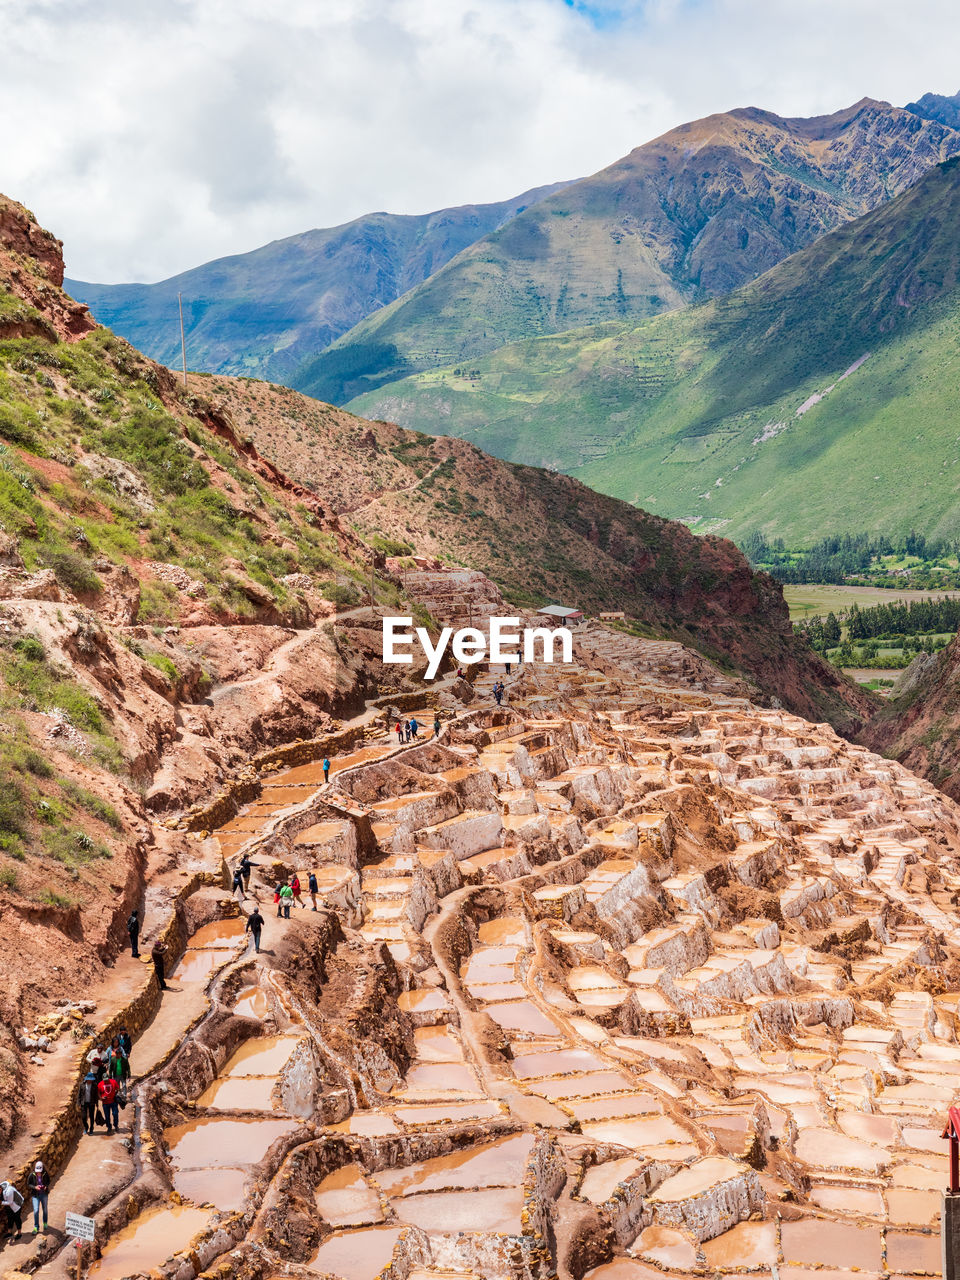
xmin=395 ymin=720 xmax=403 ymax=744
xmin=291 ymin=873 xmax=306 ymax=908
xmin=127 ymin=908 xmax=140 ymax=958
xmin=239 ymin=853 xmax=256 ymax=889
xmin=1 ymin=1181 xmax=23 ymax=1239
xmin=308 ymin=870 xmax=319 ymax=911
xmin=78 ymin=1070 xmax=98 ymax=1135
xmin=151 ymin=939 xmax=168 ymax=990
xmin=27 ymin=1162 xmax=49 ymax=1234
xmin=322 ymin=756 xmax=330 ymax=783
xmin=279 ymin=881 xmax=294 ymax=918
xmin=246 ymin=907 xmax=264 ymax=953
xmin=409 ymin=717 xmax=419 ymax=738
xmin=434 ymin=715 xmax=441 ymax=737
xmin=98 ymin=1073 xmax=120 ymax=1133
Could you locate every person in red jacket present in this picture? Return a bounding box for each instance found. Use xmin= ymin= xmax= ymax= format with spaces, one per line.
xmin=290 ymin=873 xmax=305 ymax=909
xmin=98 ymin=1074 xmax=120 ymax=1134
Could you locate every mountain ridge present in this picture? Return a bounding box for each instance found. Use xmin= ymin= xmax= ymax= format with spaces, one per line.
xmin=347 ymin=153 xmax=960 ymax=544
xmin=296 ymin=96 xmax=960 ymax=403
xmin=65 ymin=180 xmax=571 ymax=385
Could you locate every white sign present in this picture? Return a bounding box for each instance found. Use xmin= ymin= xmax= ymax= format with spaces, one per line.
xmin=382 ymin=616 xmax=573 ymax=679
xmin=65 ymin=1211 xmax=95 ymax=1242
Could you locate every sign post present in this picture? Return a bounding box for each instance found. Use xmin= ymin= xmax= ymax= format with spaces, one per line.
xmin=65 ymin=1212 xmax=95 ymax=1280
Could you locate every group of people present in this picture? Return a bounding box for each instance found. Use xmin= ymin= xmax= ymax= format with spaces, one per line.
xmin=1 ymin=1161 xmax=51 ymax=1239
xmin=493 ymin=679 xmax=507 ymax=705
xmin=1 ymin=1029 xmax=133 ymax=1244
xmin=79 ymin=1030 xmax=133 ymax=1136
xmin=227 ymin=868 xmax=325 ymax=955
xmin=394 ymin=716 xmax=420 ymax=743
xmin=394 ymin=715 xmax=443 ymax=745
xmin=273 ymin=870 xmax=320 ymax=918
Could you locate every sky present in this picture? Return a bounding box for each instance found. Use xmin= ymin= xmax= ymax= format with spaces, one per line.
xmin=1 ymin=0 xmax=958 ymax=282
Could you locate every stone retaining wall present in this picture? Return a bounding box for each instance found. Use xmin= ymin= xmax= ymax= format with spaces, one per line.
xmin=5 ymin=865 xmax=225 ymax=1194
xmin=182 ymin=724 xmax=372 ymax=832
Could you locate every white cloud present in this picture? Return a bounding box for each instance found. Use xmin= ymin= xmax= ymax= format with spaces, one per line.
xmin=0 ymin=0 xmax=958 ymax=281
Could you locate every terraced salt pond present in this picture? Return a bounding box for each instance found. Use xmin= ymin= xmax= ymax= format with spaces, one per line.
xmin=92 ymin=617 xmax=960 ymax=1280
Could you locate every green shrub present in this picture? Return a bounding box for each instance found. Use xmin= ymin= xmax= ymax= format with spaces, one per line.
xmin=13 ymin=635 xmax=45 ymax=662
xmin=371 ymin=534 xmax=415 ymax=557
xmin=38 ymin=888 xmax=74 ymax=908
xmin=137 ymin=580 xmax=179 ymax=624
xmin=0 ymin=774 xmax=29 ymax=839
xmin=0 ymin=865 xmax=19 ymax=889
xmin=46 ymin=549 xmax=102 ymax=595
xmin=321 ymin=581 xmax=361 ymax=607
xmin=61 ymin=780 xmax=122 ymax=830
xmin=144 ymin=650 xmax=179 ymax=683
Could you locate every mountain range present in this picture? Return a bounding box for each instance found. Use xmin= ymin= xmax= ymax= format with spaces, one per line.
xmin=65 ymin=182 xmax=569 ymax=386
xmin=352 ymin=151 xmax=960 ymax=543
xmin=65 ymin=92 xmax=960 ymax=543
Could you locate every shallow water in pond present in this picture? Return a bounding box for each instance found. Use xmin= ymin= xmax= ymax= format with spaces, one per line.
xmin=485 ymin=1001 xmax=564 ymax=1036
xmin=328 ymin=1113 xmax=399 ymax=1136
xmin=173 ymin=948 xmax=237 ymax=982
xmin=579 ymin=1157 xmax=643 ymax=1204
xmin=885 ymin=1229 xmax=942 ymax=1272
xmin=173 ymin=1166 xmax=248 ymax=1212
xmin=478 ymin=917 xmax=526 ymax=945
xmin=395 ymin=1187 xmax=525 ymax=1234
xmin=512 ymin=1047 xmax=608 ymax=1079
xmin=165 ymin=1115 xmax=297 ymax=1168
xmin=397 ymin=987 xmax=450 ymax=1014
xmin=568 ymin=1093 xmax=662 ymax=1122
xmin=794 ymin=1127 xmax=885 ymax=1172
xmin=885 ymin=1187 xmax=940 ymax=1224
xmin=412 ymin=1025 xmax=463 ymax=1062
xmin=392 ymin=1100 xmax=501 ymax=1125
xmin=187 ymin=918 xmax=246 ymax=948
xmin=701 ymin=1220 xmax=778 ymax=1267
xmin=197 ymin=1075 xmax=279 ymax=1111
xmin=837 ymin=1110 xmax=899 ymax=1146
xmin=375 ymin=1134 xmax=534 ymax=1196
xmin=529 ymin=1070 xmax=635 ymax=1100
xmin=464 ymin=980 xmax=526 ymax=1001
xmin=307 ymin=1225 xmax=403 ymax=1279
xmin=580 ymin=1114 xmax=691 ymax=1148
xmin=87 ymin=1204 xmax=210 ymax=1279
xmin=584 ymin=1261 xmax=677 ymax=1280
xmin=221 ymin=1035 xmax=302 ymax=1076
xmin=633 ymin=1225 xmax=698 ymax=1269
xmin=294 ymin=820 xmax=349 ymax=847
xmin=234 ymin=985 xmax=270 ymax=1019
xmin=398 ymin=1062 xmax=482 ymax=1095
xmin=780 ymin=1217 xmax=882 ymax=1269
xmin=315 ymin=1162 xmax=384 ymax=1227
xmin=890 ymin=1161 xmax=945 ymax=1189
xmin=808 ymin=1184 xmax=884 ymax=1215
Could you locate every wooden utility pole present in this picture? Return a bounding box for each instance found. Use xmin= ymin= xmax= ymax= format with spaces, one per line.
xmin=178 ymin=292 xmax=188 ymax=391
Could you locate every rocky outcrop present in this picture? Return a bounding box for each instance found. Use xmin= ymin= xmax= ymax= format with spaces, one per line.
xmin=862 ymin=629 xmax=960 ymax=798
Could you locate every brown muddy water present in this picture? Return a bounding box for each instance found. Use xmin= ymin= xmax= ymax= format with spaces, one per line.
xmin=87 ymin=1205 xmax=211 ymax=1279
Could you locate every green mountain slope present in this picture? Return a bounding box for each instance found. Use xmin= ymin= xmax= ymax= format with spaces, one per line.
xmin=348 ymin=156 xmax=960 ymax=545
xmin=64 ymin=182 xmax=569 ymax=384
xmin=297 ymin=98 xmax=960 ymax=404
